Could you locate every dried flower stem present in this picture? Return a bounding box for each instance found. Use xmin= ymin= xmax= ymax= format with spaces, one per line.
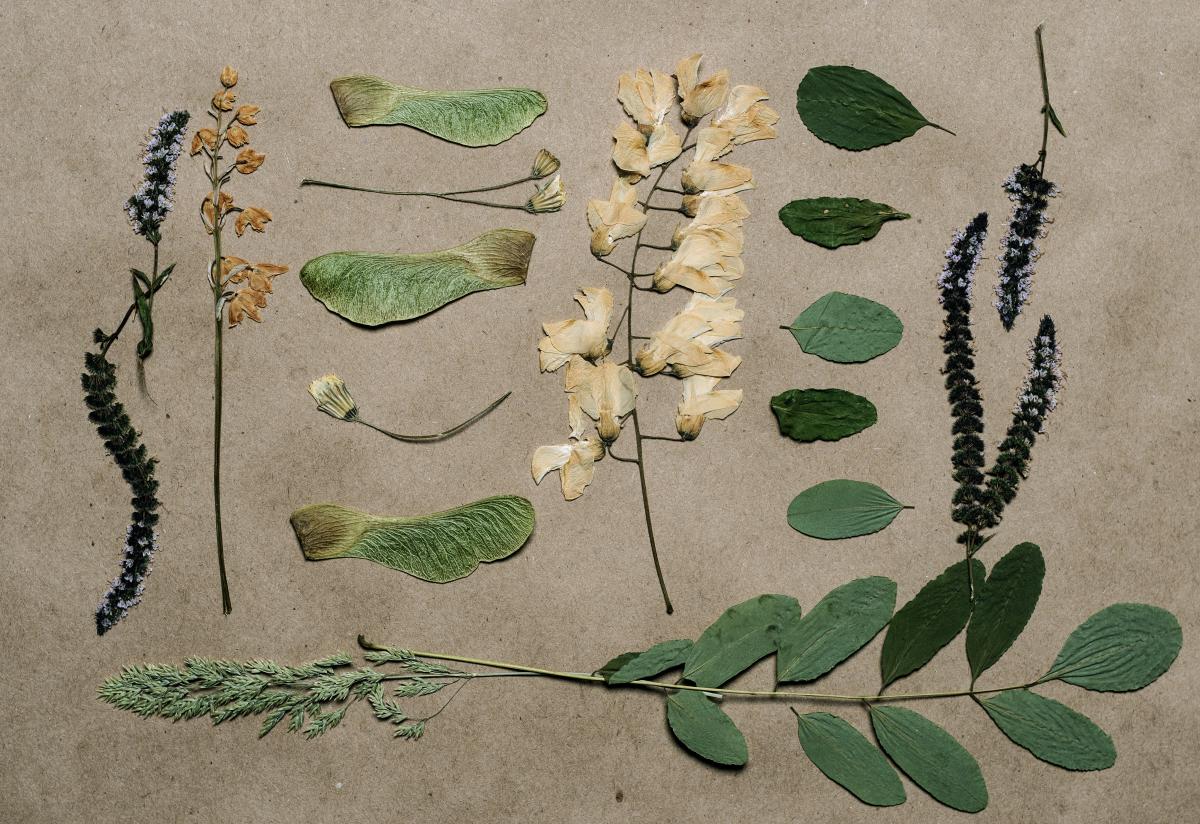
xmin=354 ymin=392 xmax=511 ymax=442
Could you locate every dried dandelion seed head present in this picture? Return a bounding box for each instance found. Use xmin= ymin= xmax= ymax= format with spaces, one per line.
xmin=565 ymin=356 xmax=637 ymax=444
xmin=586 ymin=176 xmax=647 ymax=257
xmin=220 ymin=66 xmax=239 ymax=88
xmin=617 ymin=68 xmax=675 ymax=133
xmin=308 ymin=374 xmax=358 ymax=421
xmin=675 ymin=376 xmax=743 ymax=441
xmin=531 ymin=437 xmax=605 ymax=501
xmin=531 ymin=149 xmax=560 ymax=178
xmin=538 ymin=287 xmax=613 ymax=372
xmin=525 ymin=174 xmax=566 ymax=213
xmin=675 ymin=54 xmax=730 ymax=125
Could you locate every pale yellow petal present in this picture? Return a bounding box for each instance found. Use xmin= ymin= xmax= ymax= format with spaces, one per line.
xmin=612 ymin=121 xmax=650 ymax=177
xmin=681 ymin=159 xmax=755 ymax=194
xmin=531 ymin=444 xmax=572 ymax=483
xmin=646 ymin=123 xmax=683 ymax=167
xmin=676 ymin=376 xmax=743 ymax=440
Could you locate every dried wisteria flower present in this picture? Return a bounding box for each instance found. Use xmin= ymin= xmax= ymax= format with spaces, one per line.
xmin=634 ymin=293 xmax=743 ymax=377
xmin=617 ymin=68 xmax=675 ymax=132
xmin=675 ymin=375 xmax=743 ymax=440
xmin=538 ymin=287 xmax=613 ymax=372
xmin=675 ymin=53 xmax=729 ymax=125
xmin=532 ymin=438 xmax=606 ymax=500
xmin=586 ymin=176 xmax=647 ymax=256
xmin=994 ymin=164 xmax=1059 ymax=330
xmin=565 ymin=356 xmax=638 ymax=443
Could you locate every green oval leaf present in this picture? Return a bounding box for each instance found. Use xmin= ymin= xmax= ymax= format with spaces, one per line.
xmin=683 ymin=594 xmax=801 ymax=688
xmin=966 ymin=542 xmax=1045 ymax=680
xmin=796 ymin=65 xmax=949 ymax=151
xmin=778 ymin=577 xmax=896 ymax=683
xmin=778 ymin=197 xmax=910 ymax=249
xmin=598 ymin=639 xmax=694 ymax=685
xmin=795 ymin=712 xmax=905 ymax=806
xmin=787 ymin=480 xmax=908 ymax=540
xmin=300 ymin=229 xmax=534 ymax=326
xmin=981 ymin=689 xmax=1115 ymax=771
xmin=784 ymin=291 xmax=903 ymax=363
xmin=870 ymin=705 xmax=988 ymax=812
xmin=770 ymin=388 xmax=878 ymax=443
xmin=1042 ymin=603 xmax=1182 ymax=692
xmin=330 ymin=75 xmax=547 ymax=147
xmin=666 ymin=689 xmax=748 ymax=766
xmin=289 ymin=494 xmax=535 ymax=582
xmin=880 ymin=559 xmax=983 ymax=688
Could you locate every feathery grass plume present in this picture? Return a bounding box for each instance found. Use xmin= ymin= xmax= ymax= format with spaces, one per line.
xmin=937 ymin=213 xmax=991 ymax=544
xmin=83 ymin=350 xmax=160 ymax=635
xmin=994 ymin=164 xmax=1058 ymax=329
xmin=983 ymin=315 xmax=1062 ymax=519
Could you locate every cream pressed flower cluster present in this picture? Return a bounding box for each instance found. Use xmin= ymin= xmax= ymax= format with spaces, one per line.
xmin=535 ymin=55 xmax=777 ymax=501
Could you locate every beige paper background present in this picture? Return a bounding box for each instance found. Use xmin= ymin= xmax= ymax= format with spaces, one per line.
xmin=2 ymin=1 xmax=1197 ymax=821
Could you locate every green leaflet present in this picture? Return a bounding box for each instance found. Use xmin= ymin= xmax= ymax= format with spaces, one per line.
xmin=981 ymin=689 xmax=1115 ymax=771
xmin=966 ymin=543 xmax=1045 ymax=680
xmin=666 ymin=689 xmax=748 ymax=766
xmin=778 ymin=197 xmax=910 ymax=249
xmin=796 ymin=65 xmax=949 ymax=151
xmin=770 ymin=388 xmax=878 ymax=443
xmin=787 ymin=480 xmax=908 ymax=540
xmin=784 ymin=291 xmax=903 ymax=363
xmin=777 ymin=577 xmax=896 ymax=683
xmin=329 ymin=75 xmax=547 ymax=147
xmin=683 ymin=594 xmax=802 ymax=688
xmin=300 ymin=229 xmax=535 ymax=326
xmin=870 ymin=706 xmax=988 ymax=813
xmin=1042 ymin=603 xmax=1182 ymax=692
xmin=597 ymin=639 xmax=693 ymax=685
xmin=795 ymin=712 xmax=905 ymax=806
xmin=880 ymin=559 xmax=983 ymax=688
xmin=289 ymin=495 xmax=535 ymax=582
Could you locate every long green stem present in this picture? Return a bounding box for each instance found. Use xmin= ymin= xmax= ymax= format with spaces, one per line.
xmin=1035 ymin=24 xmax=1054 ymax=174
xmin=299 ymin=176 xmax=537 ymax=210
xmin=354 ymin=391 xmax=511 ymax=442
xmin=209 ymin=109 xmax=232 ymax=616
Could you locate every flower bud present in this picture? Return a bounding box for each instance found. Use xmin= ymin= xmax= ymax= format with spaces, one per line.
xmin=234 ymin=104 xmax=260 ymax=125
xmin=212 ymin=89 xmax=236 ymax=111
xmin=530 ymin=149 xmax=560 ymax=178
xmin=220 ymin=66 xmax=238 ymax=88
xmin=308 ymin=374 xmax=358 ymax=421
xmin=524 ymin=175 xmax=565 ymax=214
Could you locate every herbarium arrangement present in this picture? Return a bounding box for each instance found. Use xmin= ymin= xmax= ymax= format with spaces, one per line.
xmin=192 ymin=66 xmax=289 ymax=614
xmin=83 ymin=109 xmax=190 ymax=635
xmin=532 ymin=54 xmax=778 ymax=613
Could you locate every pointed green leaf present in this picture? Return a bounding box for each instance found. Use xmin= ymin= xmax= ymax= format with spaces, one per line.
xmin=778 ymin=577 xmax=896 ymax=683
xmin=289 ymin=495 xmax=534 ymax=582
xmin=870 ymin=705 xmax=987 ymax=812
xmin=787 ymin=480 xmax=907 ymax=540
xmin=795 ymin=712 xmax=905 ymax=806
xmin=1042 ymin=603 xmax=1182 ymax=692
xmin=683 ymin=594 xmax=801 ymax=688
xmin=300 ymin=229 xmax=534 ymax=326
xmin=981 ymin=689 xmax=1115 ymax=771
xmin=770 ymin=388 xmax=878 ymax=443
xmin=155 ymin=262 xmax=177 ymax=289
xmin=778 ymin=197 xmax=910 ymax=249
xmin=880 ymin=559 xmax=983 ymax=687
xmin=666 ymin=689 xmax=748 ymax=766
xmin=599 ymin=639 xmax=693 ymax=685
xmin=329 ymin=75 xmax=546 ymax=147
xmin=784 ymin=291 xmax=903 ymax=363
xmin=1045 ymin=103 xmax=1067 ymax=137
xmin=966 ymin=542 xmax=1045 ymax=679
xmin=130 ymin=268 xmax=152 ymax=290
xmin=133 ymin=285 xmax=153 ymax=359
xmin=796 ymin=65 xmax=950 ymax=151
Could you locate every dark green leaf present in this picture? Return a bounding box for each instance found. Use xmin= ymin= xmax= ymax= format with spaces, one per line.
xmin=666 ymin=689 xmax=748 ymax=766
xmin=880 ymin=559 xmax=983 ymax=688
xmin=155 ymin=262 xmax=177 ymax=289
xmin=778 ymin=197 xmax=910 ymax=249
xmin=133 ymin=286 xmax=153 ymax=359
xmin=130 ymin=268 xmax=152 ymax=290
xmin=1042 ymin=603 xmax=1182 ymax=692
xmin=784 ymin=291 xmax=903 ymax=363
xmin=796 ymin=65 xmax=949 ymax=151
xmin=966 ymin=542 xmax=1044 ymax=680
xmin=787 ymin=480 xmax=908 ymax=540
xmin=601 ymin=639 xmax=694 ymax=685
xmin=1045 ymin=103 xmax=1067 ymax=137
xmin=870 ymin=705 xmax=988 ymax=812
xmin=778 ymin=577 xmax=896 ymax=683
xmin=981 ymin=689 xmax=1115 ymax=771
xmin=770 ymin=388 xmax=877 ymax=443
xmin=795 ymin=712 xmax=905 ymax=806
xmin=683 ymin=594 xmax=801 ymax=688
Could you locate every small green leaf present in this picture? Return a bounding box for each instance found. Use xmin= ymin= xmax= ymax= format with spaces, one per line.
xmin=684 ymin=594 xmax=801 ymax=688
xmin=599 ymin=639 xmax=693 ymax=685
xmin=1045 ymin=103 xmax=1067 ymax=137
xmin=870 ymin=705 xmax=988 ymax=812
xmin=1042 ymin=603 xmax=1182 ymax=692
xmin=778 ymin=577 xmax=896 ymax=683
xmin=981 ymin=689 xmax=1115 ymax=771
xmin=133 ymin=285 xmax=153 ymax=359
xmin=787 ymin=480 xmax=907 ymax=540
xmin=329 ymin=75 xmax=547 ymax=147
xmin=770 ymin=388 xmax=878 ymax=443
xmin=795 ymin=712 xmax=905 ymax=806
xmin=796 ymin=65 xmax=950 ymax=151
xmin=300 ymin=229 xmax=534 ymax=326
xmin=966 ymin=542 xmax=1044 ymax=680
xmin=155 ymin=263 xmax=177 ymax=289
xmin=289 ymin=495 xmax=535 ymax=582
xmin=666 ymin=689 xmax=748 ymax=766
xmin=784 ymin=291 xmax=903 ymax=363
xmin=130 ymin=268 xmax=152 ymax=290
xmin=778 ymin=197 xmax=910 ymax=249
xmin=880 ymin=559 xmax=983 ymax=688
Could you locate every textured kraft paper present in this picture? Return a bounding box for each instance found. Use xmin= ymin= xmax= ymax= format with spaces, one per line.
xmin=2 ymin=1 xmax=1197 ymax=821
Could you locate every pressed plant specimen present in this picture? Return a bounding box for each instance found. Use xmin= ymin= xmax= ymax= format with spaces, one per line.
xmin=532 ymin=55 xmax=777 ymax=613
xmin=191 ymin=66 xmax=288 ymax=614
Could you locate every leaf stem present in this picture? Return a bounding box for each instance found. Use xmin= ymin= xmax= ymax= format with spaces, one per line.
xmin=208 ymin=108 xmax=232 ymax=615
xmin=299 ymin=176 xmax=538 ymax=211
xmin=1035 ymin=24 xmax=1054 ymax=174
xmin=353 ymin=392 xmax=510 ymax=442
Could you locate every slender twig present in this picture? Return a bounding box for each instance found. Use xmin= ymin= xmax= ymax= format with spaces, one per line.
xmin=353 ymin=392 xmax=510 ymax=443
xmin=300 ymin=176 xmax=538 ymax=211
xmin=207 ymin=108 xmax=232 ymax=616
xmin=1034 ymin=24 xmax=1056 ymax=175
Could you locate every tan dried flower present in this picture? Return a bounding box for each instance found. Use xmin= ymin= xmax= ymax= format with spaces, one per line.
xmin=675 ymin=54 xmax=730 ymax=125
xmin=617 ymin=68 xmax=675 ymax=133
xmin=234 ymin=148 xmax=266 ymax=175
xmin=612 ymin=121 xmax=682 ymax=178
xmin=681 ymin=193 xmax=750 ymax=223
xmin=587 ymin=176 xmax=647 ymax=257
xmin=234 ymin=205 xmax=273 ymax=236
xmin=525 ymin=174 xmax=566 ymax=213
xmin=308 ymin=374 xmax=358 ymax=421
xmin=234 ymin=105 xmax=260 ymax=126
xmin=531 ymin=149 xmax=560 ymax=178
xmin=225 ymin=124 xmax=250 ymax=147
xmin=681 ymin=159 xmax=754 ymax=195
xmin=220 ymin=66 xmax=239 ymax=88
xmin=711 ymin=85 xmax=780 ymax=146
xmin=675 ymin=376 xmax=743 ymax=440
xmin=652 ymin=231 xmax=744 ymax=296
xmin=634 ymin=293 xmax=743 ymax=377
xmin=212 ymin=89 xmax=237 ymax=112
xmin=538 ymin=287 xmax=613 ymax=372
xmin=190 ymin=127 xmax=219 ymax=156
xmin=227 ymin=287 xmax=268 ymax=326
xmin=202 ymin=191 xmax=235 ymax=231
xmin=531 ymin=437 xmax=606 ymax=501
xmin=565 ymin=356 xmax=637 ymax=443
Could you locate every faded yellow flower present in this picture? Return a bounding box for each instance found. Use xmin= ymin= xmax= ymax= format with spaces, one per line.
xmin=681 ymin=193 xmax=750 ymax=224
xmin=531 ymin=149 xmax=560 ymax=178
xmin=234 ymin=148 xmax=266 ymax=174
xmin=675 ymin=54 xmax=730 ymax=125
xmin=586 ymin=176 xmax=647 ymax=257
xmin=531 ymin=437 xmax=605 ymax=501
xmin=190 ymin=127 xmax=218 ymax=156
xmin=652 ymin=232 xmax=744 ymax=296
xmin=712 ymin=85 xmax=780 ymax=146
xmin=229 ymin=262 xmax=288 ymax=293
xmin=221 ymin=255 xmax=250 ymax=280
xmin=675 ymin=376 xmax=743 ymax=440
xmin=220 ymin=66 xmax=239 ymax=88
xmin=212 ymin=89 xmax=237 ymax=111
xmin=635 ymin=293 xmax=743 ymax=377
xmin=308 ymin=374 xmax=358 ymax=421
xmin=617 ymin=68 xmax=675 ymax=133
xmin=565 ymin=356 xmax=637 ymax=444
xmin=234 ymin=205 xmax=272 ymax=236
xmin=525 ymin=174 xmax=566 ymax=213
xmin=227 ymin=286 xmax=268 ymax=326
xmin=612 ymin=121 xmax=682 ymax=178
xmin=202 ymin=191 xmax=235 ymax=230
xmin=681 ymin=159 xmax=754 ymax=196
xmin=225 ymin=124 xmax=249 ymax=147
xmin=538 ymin=287 xmax=613 ymax=372
xmin=234 ymin=104 xmax=260 ymax=125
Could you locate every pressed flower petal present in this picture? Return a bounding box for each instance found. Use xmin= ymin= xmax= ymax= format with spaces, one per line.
xmin=538 ymin=287 xmax=613 ymax=372
xmin=235 ymin=147 xmax=266 ymax=174
xmin=235 ymin=104 xmax=260 ymax=125
xmin=234 ymin=206 xmax=272 ymax=236
xmin=676 ymin=376 xmax=743 ymax=440
xmin=612 ymin=121 xmax=650 ymax=177
xmin=617 ymin=68 xmax=675 ymax=131
xmin=565 ymin=356 xmax=637 ymax=444
xmin=220 ymin=66 xmax=239 ymax=88
xmin=525 ymin=174 xmax=566 ymax=213
xmin=675 ymin=54 xmax=731 ymax=125
xmin=225 ymin=124 xmax=249 ymax=147
xmin=587 ymin=176 xmax=647 ymax=256
xmin=531 ymin=438 xmax=605 ymax=501
xmin=308 ymin=374 xmax=358 ymax=420
xmin=681 ymin=159 xmax=754 ymax=194
xmin=212 ymin=89 xmax=237 ymax=111
xmin=531 ymin=148 xmax=560 ymax=178
xmin=646 ymin=123 xmax=683 ymax=167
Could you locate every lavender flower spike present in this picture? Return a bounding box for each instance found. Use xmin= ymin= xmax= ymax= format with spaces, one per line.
xmin=125 ymin=110 xmax=190 ymax=241
xmin=994 ymin=163 xmax=1059 ymax=330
